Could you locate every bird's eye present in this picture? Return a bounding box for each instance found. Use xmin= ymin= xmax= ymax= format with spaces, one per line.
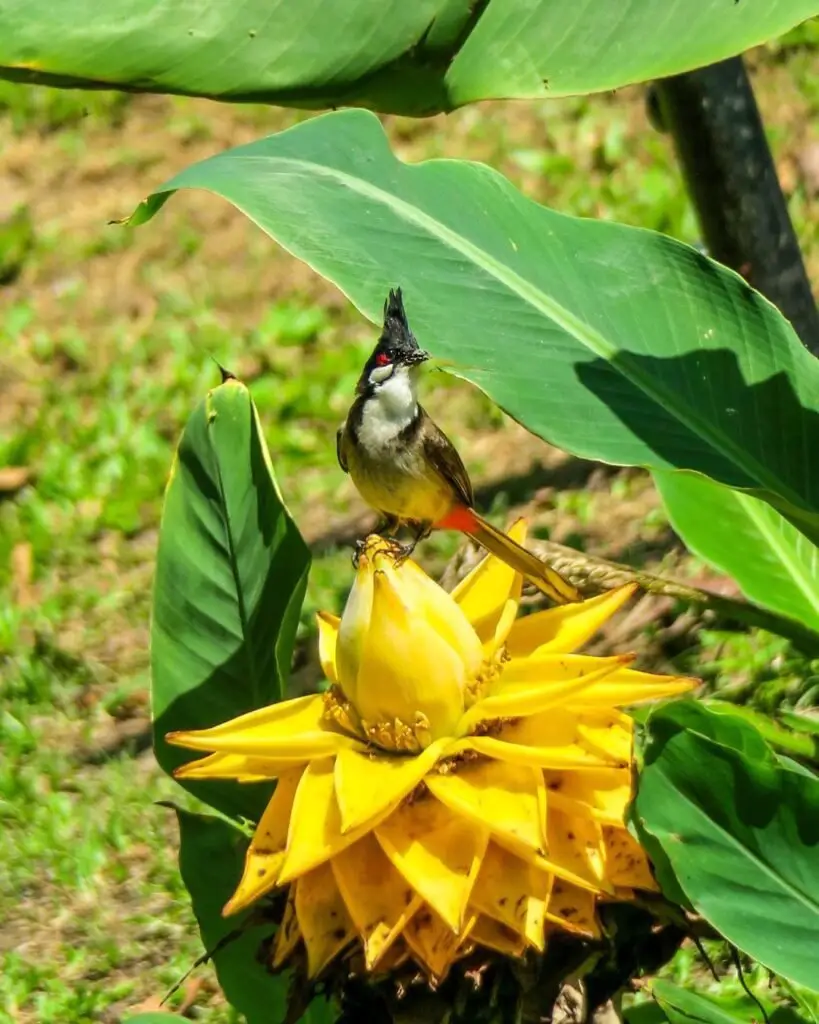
xmin=375 ymin=352 xmax=392 ymax=367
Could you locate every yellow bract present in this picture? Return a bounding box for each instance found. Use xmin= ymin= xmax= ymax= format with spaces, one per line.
xmin=167 ymin=522 xmax=695 ymax=982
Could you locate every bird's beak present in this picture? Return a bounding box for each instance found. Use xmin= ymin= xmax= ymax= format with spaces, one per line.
xmin=410 ymin=349 xmax=430 ymax=365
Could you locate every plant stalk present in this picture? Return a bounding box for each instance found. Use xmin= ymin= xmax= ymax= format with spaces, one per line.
xmin=529 ymin=537 xmax=819 ymax=656
xmin=651 ymin=55 xmax=819 ymax=355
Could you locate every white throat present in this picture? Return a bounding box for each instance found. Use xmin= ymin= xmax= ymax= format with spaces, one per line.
xmin=358 ymin=366 xmax=418 ymax=449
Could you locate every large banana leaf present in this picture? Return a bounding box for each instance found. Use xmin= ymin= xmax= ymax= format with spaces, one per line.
xmin=636 ymin=705 xmax=819 ymax=990
xmin=131 ymin=110 xmax=819 ymax=543
xmin=151 ymin=376 xmax=310 ymax=822
xmin=656 ymin=470 xmax=819 ymax=635
xmin=0 ymin=1 xmax=816 ymax=113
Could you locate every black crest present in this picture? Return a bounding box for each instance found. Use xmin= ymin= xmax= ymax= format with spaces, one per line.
xmin=355 ymin=287 xmax=428 ymax=393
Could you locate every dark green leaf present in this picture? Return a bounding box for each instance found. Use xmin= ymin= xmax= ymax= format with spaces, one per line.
xmin=151 ymin=378 xmax=310 ymax=821
xmin=174 ymin=806 xmax=338 ymax=1024
xmin=636 ymin=713 xmax=819 ymax=989
xmin=1 ymin=2 xmax=816 ymax=113
xmin=131 ymin=111 xmax=819 ymax=542
xmin=655 ymin=471 xmax=819 ymax=634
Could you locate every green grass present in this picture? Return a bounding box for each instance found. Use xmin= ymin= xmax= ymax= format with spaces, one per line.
xmin=2 ymin=34 xmax=819 ymax=1021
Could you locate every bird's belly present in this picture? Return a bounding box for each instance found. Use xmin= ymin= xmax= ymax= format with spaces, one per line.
xmin=347 ymin=444 xmax=452 ymax=523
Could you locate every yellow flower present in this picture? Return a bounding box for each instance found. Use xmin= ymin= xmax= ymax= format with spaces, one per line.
xmin=167 ymin=521 xmax=694 ymax=981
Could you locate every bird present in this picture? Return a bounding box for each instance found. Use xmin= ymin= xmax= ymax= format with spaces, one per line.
xmin=336 ymin=288 xmax=581 ymax=604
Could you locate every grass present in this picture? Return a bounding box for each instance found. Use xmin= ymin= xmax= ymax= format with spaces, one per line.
xmin=1 ymin=34 xmax=818 ymax=1022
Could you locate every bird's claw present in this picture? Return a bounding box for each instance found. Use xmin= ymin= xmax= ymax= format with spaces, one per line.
xmin=351 ymin=538 xmax=367 ymax=569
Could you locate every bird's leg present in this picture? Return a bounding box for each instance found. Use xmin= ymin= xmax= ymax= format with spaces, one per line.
xmin=375 ymin=513 xmax=402 ymax=538
xmin=394 ymin=521 xmax=432 ymax=566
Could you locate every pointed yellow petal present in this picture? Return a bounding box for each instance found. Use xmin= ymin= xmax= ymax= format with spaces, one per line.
xmin=450 ymin=519 xmax=527 ymax=648
xmin=280 ymin=756 xmax=395 ymax=884
xmin=426 ymin=759 xmax=547 ymax=859
xmin=223 ymin=767 xmax=304 ymax=916
xmin=174 ymin=751 xmax=305 ymax=782
xmin=470 ymin=842 xmax=551 ymax=951
xmin=564 ymin=666 xmax=697 ymax=707
xmin=544 ymin=769 xmax=632 ymax=826
xmin=375 ymin=793 xmax=488 ymax=933
xmin=331 ymin=834 xmax=423 ymax=970
xmin=334 ymin=740 xmax=448 ymax=835
xmin=500 ymin=653 xmax=634 ymax=689
xmin=603 ymin=826 xmax=657 ymax=891
xmin=271 ymin=887 xmax=301 ymax=968
xmin=545 ymin=809 xmax=607 ymax=892
xmin=166 ymin=694 xmax=354 ymax=758
xmin=294 ymin=862 xmax=356 ymax=977
xmin=457 ymin=708 xmax=626 ymax=770
xmin=520 ymin=848 xmax=609 ymax=895
xmin=505 ymin=584 xmax=637 ymax=658
xmin=404 ymin=905 xmax=477 ymax=980
xmin=460 ymin=656 xmax=631 ymax=732
xmin=577 ymin=710 xmax=633 ymax=763
xmin=470 ymin=915 xmax=527 ymax=958
xmin=546 ymin=879 xmax=600 ymax=937
xmin=462 ymin=734 xmax=618 ymax=770
xmin=317 ymin=611 xmax=340 ymax=684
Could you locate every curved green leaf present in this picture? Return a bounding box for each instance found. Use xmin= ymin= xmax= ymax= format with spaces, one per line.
xmin=173 ymin=807 xmax=338 ymax=1024
xmin=1 ymin=2 xmax=815 ymax=113
xmin=656 ymin=470 xmax=819 ymax=634
xmin=636 ymin=709 xmax=819 ymax=990
xmin=151 ymin=377 xmax=310 ymax=821
xmin=652 ymin=981 xmax=775 ymax=1024
xmin=131 ymin=110 xmax=819 ymax=542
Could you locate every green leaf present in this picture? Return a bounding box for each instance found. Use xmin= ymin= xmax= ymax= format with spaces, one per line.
xmin=1 ymin=2 xmax=816 ymax=113
xmin=656 ymin=470 xmax=819 ymax=634
xmin=625 ymin=1004 xmax=670 ymax=1024
xmin=130 ymin=110 xmax=819 ymax=543
xmin=652 ymin=981 xmax=770 ymax=1024
xmin=173 ymin=806 xmax=338 ymax=1024
xmin=781 ymin=711 xmax=819 ymax=737
xmin=151 ymin=377 xmax=310 ymax=822
xmin=636 ymin=710 xmax=819 ymax=990
xmin=646 ymin=699 xmax=777 ymax=763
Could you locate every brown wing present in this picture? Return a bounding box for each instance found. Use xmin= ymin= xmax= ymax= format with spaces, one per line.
xmin=336 ymin=425 xmax=348 ymax=473
xmin=420 ymin=408 xmax=474 ymax=507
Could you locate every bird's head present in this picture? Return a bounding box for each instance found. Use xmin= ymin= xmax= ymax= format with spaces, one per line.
xmin=356 ymin=288 xmax=429 ymax=395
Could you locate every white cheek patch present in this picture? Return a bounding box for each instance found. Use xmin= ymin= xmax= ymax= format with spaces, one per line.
xmin=369 ymin=363 xmax=394 ymax=385
xmin=358 ymin=365 xmax=419 ymax=448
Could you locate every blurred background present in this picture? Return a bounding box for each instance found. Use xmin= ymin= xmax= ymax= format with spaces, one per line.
xmin=1 ymin=26 xmax=818 ymax=1023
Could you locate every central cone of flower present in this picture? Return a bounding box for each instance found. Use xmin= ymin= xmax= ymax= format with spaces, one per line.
xmin=167 ymin=521 xmax=694 ymax=981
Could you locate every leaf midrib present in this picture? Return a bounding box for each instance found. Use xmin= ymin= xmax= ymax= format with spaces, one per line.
xmin=207 ymin=392 xmax=261 ymax=708
xmin=206 ymin=148 xmax=808 ymax=514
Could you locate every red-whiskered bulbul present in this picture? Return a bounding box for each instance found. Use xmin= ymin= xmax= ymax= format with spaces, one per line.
xmin=336 ymin=288 xmax=580 ymax=604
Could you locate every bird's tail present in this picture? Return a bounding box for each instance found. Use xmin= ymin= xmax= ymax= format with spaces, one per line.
xmin=438 ymin=506 xmax=581 ymax=605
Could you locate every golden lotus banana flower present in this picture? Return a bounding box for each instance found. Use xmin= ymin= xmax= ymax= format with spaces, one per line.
xmin=167 ymin=521 xmax=695 ymax=981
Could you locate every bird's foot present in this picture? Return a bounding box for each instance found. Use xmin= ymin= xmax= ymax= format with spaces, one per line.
xmin=392 ymin=538 xmax=421 ymax=567
xmin=351 ymin=538 xmax=367 ymax=569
